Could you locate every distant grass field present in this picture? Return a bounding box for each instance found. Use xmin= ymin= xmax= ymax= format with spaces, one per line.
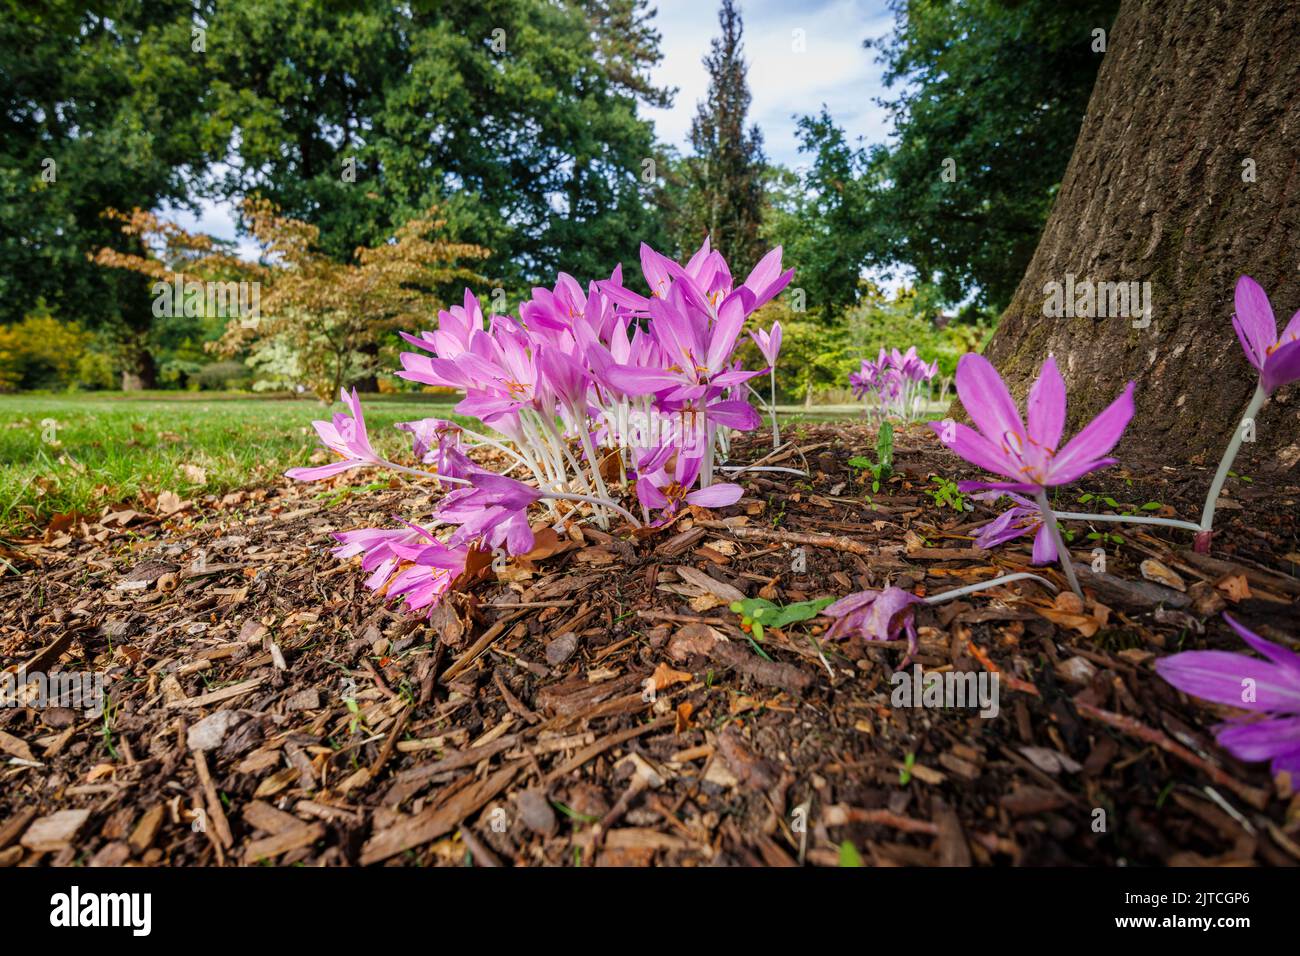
xmin=0 ymin=391 xmax=466 ymax=535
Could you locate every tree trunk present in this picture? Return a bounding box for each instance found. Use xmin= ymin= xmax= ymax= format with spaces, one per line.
xmin=985 ymin=0 xmax=1300 ymax=471
xmin=119 ymin=340 xmax=156 ymax=391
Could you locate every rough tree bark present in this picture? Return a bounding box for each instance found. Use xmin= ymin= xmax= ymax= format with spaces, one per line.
xmin=984 ymin=0 xmax=1300 ymax=470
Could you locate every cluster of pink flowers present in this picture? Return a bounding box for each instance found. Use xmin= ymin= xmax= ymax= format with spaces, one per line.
xmin=287 ymin=239 xmax=789 ymax=615
xmin=849 ymin=346 xmax=938 ymax=423
xmin=291 ymin=258 xmax=1298 ymax=783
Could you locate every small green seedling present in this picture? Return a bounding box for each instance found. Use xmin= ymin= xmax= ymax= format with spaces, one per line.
xmin=729 ymin=596 xmax=835 ymax=641
xmin=848 ymin=421 xmax=894 ymax=492
xmin=926 ymin=476 xmax=968 ymax=511
xmin=899 ymin=751 xmax=916 ymax=785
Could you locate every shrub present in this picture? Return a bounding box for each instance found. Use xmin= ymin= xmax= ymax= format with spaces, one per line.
xmin=196 ymin=360 xmax=252 ymax=391
xmin=75 ymin=350 xmax=117 ymax=390
xmin=0 ymin=311 xmax=92 ymax=391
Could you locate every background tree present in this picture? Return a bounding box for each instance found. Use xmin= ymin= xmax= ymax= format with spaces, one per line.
xmin=96 ymin=202 xmax=489 ymax=399
xmin=675 ymin=0 xmax=766 ymax=269
xmin=985 ymin=0 xmax=1300 ymax=465
xmin=862 ymin=0 xmax=1120 ymax=311
xmin=762 ymin=110 xmax=882 ymax=319
xmin=0 ymin=0 xmax=216 ymax=387
xmin=205 ymin=0 xmax=673 ymax=292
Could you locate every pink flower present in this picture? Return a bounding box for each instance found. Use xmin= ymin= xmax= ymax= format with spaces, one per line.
xmin=1231 ymin=275 xmax=1300 ymax=394
xmin=823 ymin=587 xmax=924 ymax=663
xmin=930 ymin=353 xmax=1134 ymax=494
xmin=437 ymin=473 xmax=542 ymax=555
xmin=1155 ymin=615 xmax=1300 ymax=777
xmin=749 ymin=321 xmax=782 ymax=367
xmin=971 ymin=491 xmax=1055 ymax=564
xmin=331 ymin=525 xmax=467 ymax=615
xmin=286 ymin=388 xmax=381 ymax=481
xmin=635 ymin=450 xmax=742 ymax=518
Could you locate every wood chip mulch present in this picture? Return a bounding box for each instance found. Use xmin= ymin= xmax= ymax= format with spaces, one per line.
xmin=2 ymin=423 xmax=1299 ymax=867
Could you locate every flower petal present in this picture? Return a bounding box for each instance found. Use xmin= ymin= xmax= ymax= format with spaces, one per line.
xmin=286 ymin=459 xmax=361 ymax=481
xmin=1261 ymin=338 xmax=1300 ymax=394
xmin=686 ymin=483 xmax=744 ymax=508
xmin=1223 ymin=614 xmax=1300 ymax=676
xmin=954 ymin=353 xmax=1025 ymax=451
xmin=1155 ymin=651 xmax=1300 ymax=711
xmin=1233 ymin=275 xmax=1277 ymax=370
xmin=928 ymin=420 xmax=1019 ymax=479
xmin=1048 ymin=383 xmax=1133 ymax=485
xmin=1027 ymin=355 xmax=1066 ymax=453
xmin=1213 ymin=716 xmax=1300 ymax=764
xmin=1031 ymin=522 xmax=1058 ymax=565
xmin=707 ymin=399 xmax=760 ymax=430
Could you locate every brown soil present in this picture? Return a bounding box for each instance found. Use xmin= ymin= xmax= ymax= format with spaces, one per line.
xmin=2 ymin=423 xmax=1298 ymax=867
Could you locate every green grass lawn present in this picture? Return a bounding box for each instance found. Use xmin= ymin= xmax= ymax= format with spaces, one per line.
xmin=0 ymin=391 xmax=466 ymax=535
xmin=0 ymin=390 xmax=875 ymax=537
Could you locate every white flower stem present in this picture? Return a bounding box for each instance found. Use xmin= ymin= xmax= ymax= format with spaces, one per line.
xmin=456 ymin=426 xmax=532 ymax=469
xmin=923 ymin=572 xmax=1059 ymax=605
xmin=769 ymin=367 xmax=780 ymax=450
xmin=543 ymin=490 xmax=642 ymax=528
xmin=1199 ymin=383 xmax=1268 ymax=532
xmin=1035 ymin=489 xmax=1083 ymax=600
xmin=1052 ymin=511 xmax=1202 ymax=532
xmin=379 ymin=462 xmax=473 ymax=486
xmin=717 ymin=464 xmax=808 ymax=477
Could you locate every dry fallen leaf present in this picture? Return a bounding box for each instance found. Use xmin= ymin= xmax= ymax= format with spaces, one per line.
xmin=651 ymin=661 xmax=693 ymax=692
xmin=156 ymin=490 xmax=189 ymax=516
xmin=674 ymin=701 xmax=694 ymax=734
xmin=1215 ymin=573 xmax=1251 ymax=602
xmin=1140 ymin=558 xmax=1186 ymax=592
xmin=180 ymin=463 xmax=207 ymax=484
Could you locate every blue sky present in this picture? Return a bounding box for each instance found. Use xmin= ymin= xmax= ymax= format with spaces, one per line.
xmin=648 ymin=0 xmax=894 ymax=166
xmin=175 ymin=0 xmax=895 ymax=253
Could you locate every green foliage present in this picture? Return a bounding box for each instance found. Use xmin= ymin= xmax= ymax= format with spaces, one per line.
xmin=864 ymin=0 xmax=1121 ymax=309
xmin=205 ymin=0 xmax=674 ymax=292
xmin=0 ymin=310 xmax=97 ymax=392
xmin=848 ymin=422 xmax=894 ymax=492
xmin=0 ymin=392 xmax=469 ymax=533
xmin=195 ymin=361 xmax=252 ymax=392
xmin=838 ymin=841 xmax=865 ymax=867
xmin=899 ymin=751 xmax=916 ymax=786
xmin=763 ymin=0 xmax=1118 ymax=316
xmin=75 ymin=351 xmax=117 ymax=391
xmin=748 ymin=288 xmax=993 ymax=403
xmin=762 ymin=110 xmax=883 ymax=317
xmin=728 ymin=596 xmax=834 ymax=641
xmin=926 ymin=476 xmax=968 ymax=512
xmin=2 ymin=0 xmax=674 ymax=380
xmin=0 ymin=1 xmax=218 ymax=343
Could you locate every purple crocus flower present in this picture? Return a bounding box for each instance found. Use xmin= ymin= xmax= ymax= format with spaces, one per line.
xmin=635 ymin=451 xmax=743 ymax=518
xmin=437 ymin=473 xmax=542 ymax=555
xmin=823 ymin=587 xmax=924 ymax=663
xmin=394 ymin=418 xmax=479 ymax=482
xmin=1231 ymin=275 xmax=1300 ymax=394
xmin=1155 ymin=615 xmax=1300 ymax=777
xmin=739 ymin=246 xmax=795 ymax=312
xmin=332 ymin=526 xmax=425 ymax=590
xmin=331 ymin=525 xmax=467 ymax=614
xmin=971 ymin=491 xmax=1055 ymax=564
xmin=286 ymin=388 xmax=381 ymax=481
xmin=749 ymin=321 xmax=782 ymax=367
xmin=930 ymin=353 xmax=1134 ymax=494
xmin=382 ymin=539 xmax=468 ymax=612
